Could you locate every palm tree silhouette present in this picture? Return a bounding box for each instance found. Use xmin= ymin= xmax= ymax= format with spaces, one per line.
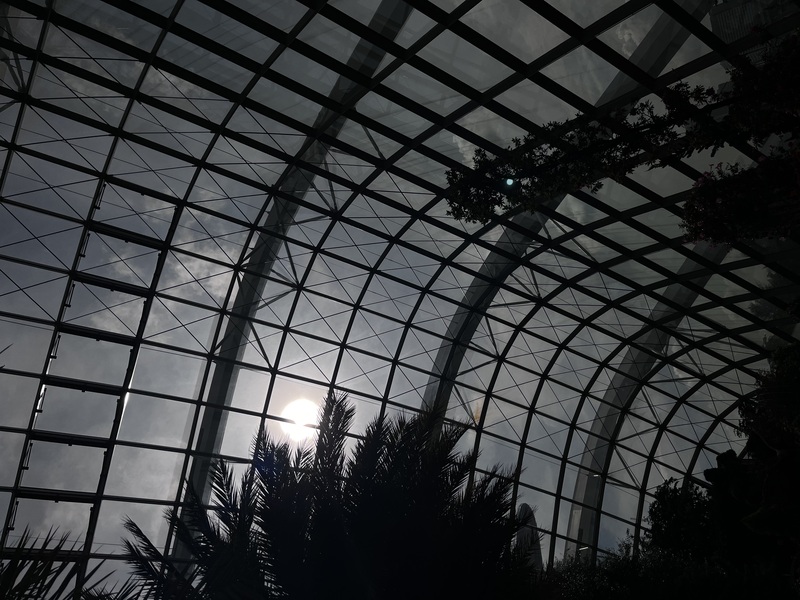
xmin=123 ymin=392 xmax=534 ymax=600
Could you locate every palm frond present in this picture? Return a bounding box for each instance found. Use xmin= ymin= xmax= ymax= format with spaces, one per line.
xmin=0 ymin=528 xmax=134 ymax=600
xmin=81 ymin=576 xmax=144 ymax=600
xmin=313 ymin=391 xmax=354 ymax=484
xmin=208 ymin=460 xmax=240 ymax=537
xmin=170 ymin=491 xmax=221 ymax=566
xmin=120 ymin=392 xmax=534 ymax=600
xmin=344 ymin=415 xmax=389 ymax=508
xmin=122 ymin=519 xmax=182 ymax=597
xmin=2 ymin=529 xmax=68 ymax=597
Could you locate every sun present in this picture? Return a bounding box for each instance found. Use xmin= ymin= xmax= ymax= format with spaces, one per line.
xmin=280 ymin=399 xmax=319 ymax=441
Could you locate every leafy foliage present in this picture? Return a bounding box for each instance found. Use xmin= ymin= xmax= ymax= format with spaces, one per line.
xmin=123 ymin=392 xmax=533 ymax=600
xmin=539 ymin=543 xmax=792 ymax=600
xmin=446 ymin=83 xmax=716 ymax=223
xmin=538 ymin=475 xmax=798 ymax=599
xmin=446 ymin=34 xmax=800 ymax=244
xmin=643 ymin=478 xmax=712 ymax=557
xmin=719 ymin=342 xmax=800 ymax=581
xmin=682 ymin=154 xmax=800 ymax=243
xmin=738 ymin=342 xmax=800 ymax=455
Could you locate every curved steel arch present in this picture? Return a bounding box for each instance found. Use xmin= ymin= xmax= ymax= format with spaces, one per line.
xmin=630 ymin=361 xmax=761 ymax=547
xmin=2 ymin=1 xmax=797 ymax=594
xmin=418 ymin=0 xmax=717 ymax=561
xmin=421 ymin=0 xmax=714 ymax=413
xmin=183 ymin=0 xmax=415 ymax=505
xmin=562 ymin=242 xmax=728 ymax=560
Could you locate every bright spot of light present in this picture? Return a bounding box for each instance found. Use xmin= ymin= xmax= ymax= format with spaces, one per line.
xmin=505 ymin=178 xmax=514 ymax=186
xmin=280 ymin=399 xmax=319 ymax=441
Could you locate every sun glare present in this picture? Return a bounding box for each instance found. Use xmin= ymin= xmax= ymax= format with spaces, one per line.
xmin=280 ymin=399 xmax=319 ymax=441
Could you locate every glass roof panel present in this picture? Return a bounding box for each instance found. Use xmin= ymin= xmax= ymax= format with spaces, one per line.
xmin=1 ymin=0 xmax=796 ymax=575
xmin=544 ymin=0 xmax=628 ymax=28
xmin=461 ymin=0 xmax=569 ymax=63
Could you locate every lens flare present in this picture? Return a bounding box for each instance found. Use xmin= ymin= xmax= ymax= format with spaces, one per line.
xmin=280 ymin=399 xmax=319 ymax=441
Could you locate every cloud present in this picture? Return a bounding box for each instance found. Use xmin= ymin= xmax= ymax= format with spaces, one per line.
xmin=616 ymin=23 xmax=644 ymax=58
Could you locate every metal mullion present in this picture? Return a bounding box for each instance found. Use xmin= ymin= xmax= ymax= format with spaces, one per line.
xmin=555 ymin=190 xmax=792 ymax=309
xmin=6 ymin=4 xmax=403 ymax=182
xmin=192 ymin=0 xmax=473 ymax=170
xmin=0 ymin=189 xmax=96 ymax=226
xmin=0 ymin=35 xmax=461 ymax=193
xmin=28 ymin=3 xmax=257 ymax=105
xmin=504 ymin=236 xmax=765 ymax=369
xmin=0 ymin=107 xmax=199 ymax=177
xmin=259 ymin=64 xmax=458 ymax=159
xmin=56 ymin=322 xmax=136 ymax=347
xmin=356 ymin=223 xmax=563 ymax=429
xmin=396 ymin=270 xmax=752 ymax=476
xmin=642 ymin=381 xmax=734 ymax=473
xmin=2 ymin=106 xmax=390 ymax=220
xmin=158 ymin=0 xmax=339 ymax=560
xmin=4 ymin=2 xmax=764 ymax=230
xmin=446 ymin=237 xmax=761 ymax=391
xmin=596 ymin=359 xmax=748 ymax=468
xmin=396 ymin=0 xmax=646 ymax=124
xmin=284 ymin=155 xmax=450 ymax=423
xmin=0 ymin=0 xmax=67 ymax=551
xmin=558 ymin=225 xmax=797 ymax=348
xmin=27 ymin=430 xmax=110 ymax=449
xmin=519 ymin=0 xmax=716 ymax=111
xmin=4 ymin=0 xmax=793 ymax=573
xmin=84 ymin=221 xmax=163 ymax=250
xmin=39 ymin=374 xmax=122 ymax=396
xmin=69 ymin=272 xmax=150 ymax=298
xmin=13 ymin=488 xmax=96 ymax=504
xmin=0 ymin=311 xmax=55 ymax=331
xmin=632 ymin=371 xmax=753 ymax=547
xmin=121 ymin=0 xmax=452 ymax=181
xmin=562 ymin=308 xmax=752 ymax=558
xmin=0 ymin=254 xmax=69 ymax=283
xmin=311 ymin=1 xmax=551 ymax=149
xmin=235 ymin=97 xmax=440 ymax=195
xmin=69 ymin=0 xmax=190 ymax=584
xmin=515 ymin=281 xmax=745 ymax=560
xmin=291 ymin=0 xmax=556 ymax=173
xmin=191 ymin=0 xmax=294 ymax=47
xmin=388 ymin=234 xmax=718 ymax=463
xmin=398 ymin=5 xmax=593 ymax=115
xmin=1 ymin=488 xmax=181 ymax=509
xmin=573 ymin=59 xmax=759 ymax=172
xmin=682 ymin=390 xmax=749 ymax=475
xmin=5 ymin=0 xmax=151 ymax=65
xmin=523 ymin=202 xmax=778 ymax=353
xmin=655 ymin=0 xmax=800 ymax=60
xmin=693 ymin=291 xmax=792 ymax=314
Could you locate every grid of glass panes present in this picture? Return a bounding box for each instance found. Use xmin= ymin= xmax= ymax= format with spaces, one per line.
xmin=1 ymin=0 xmax=797 ymax=580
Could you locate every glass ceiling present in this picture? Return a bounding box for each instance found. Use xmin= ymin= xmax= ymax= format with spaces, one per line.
xmin=2 ymin=0 xmax=799 ymax=578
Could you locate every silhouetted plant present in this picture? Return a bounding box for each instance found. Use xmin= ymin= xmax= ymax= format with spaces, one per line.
xmin=538 ymin=477 xmax=798 ymax=600
xmin=738 ymin=342 xmax=800 ymax=456
xmin=0 ymin=528 xmax=140 ymax=600
xmin=445 ymin=82 xmax=719 ymax=223
xmin=682 ymin=154 xmax=800 ymax=243
xmin=446 ymin=34 xmax=800 ymax=246
xmin=719 ymin=342 xmax=800 ymax=587
xmin=643 ymin=478 xmax=713 ymax=558
xmin=123 ymin=392 xmax=534 ymax=600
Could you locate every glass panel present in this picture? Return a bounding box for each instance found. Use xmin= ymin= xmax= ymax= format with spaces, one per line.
xmin=462 ymin=0 xmax=569 ymax=63
xmin=176 ymin=0 xmax=279 ymax=62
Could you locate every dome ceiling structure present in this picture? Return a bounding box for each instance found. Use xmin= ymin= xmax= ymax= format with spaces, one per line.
xmin=1 ymin=0 xmax=799 ymax=577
